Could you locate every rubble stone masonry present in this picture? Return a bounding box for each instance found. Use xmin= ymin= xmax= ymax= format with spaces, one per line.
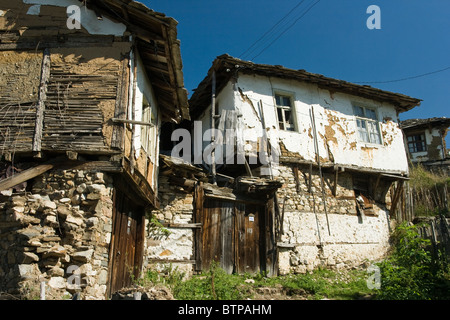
xmin=274 ymin=163 xmax=392 ymax=274
xmin=0 ymin=168 xmax=114 ymax=300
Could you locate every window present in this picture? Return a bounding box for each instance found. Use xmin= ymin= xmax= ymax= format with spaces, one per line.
xmin=353 ymin=105 xmax=381 ymax=144
xmin=275 ymin=93 xmax=295 ymax=131
xmin=407 ymin=133 xmax=426 ymax=153
xmin=141 ymin=97 xmax=156 ymax=154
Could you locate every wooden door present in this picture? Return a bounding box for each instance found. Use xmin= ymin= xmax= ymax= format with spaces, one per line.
xmin=235 ymin=203 xmax=264 ymax=274
xmin=108 ymin=188 xmax=145 ymax=295
xmin=202 ymin=199 xmax=234 ymax=273
xmin=200 ymin=198 xmax=265 ymax=275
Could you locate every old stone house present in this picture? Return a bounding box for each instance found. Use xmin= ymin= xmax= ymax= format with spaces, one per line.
xmin=0 ymin=0 xmax=189 ymax=299
xmin=153 ymin=54 xmax=422 ymax=277
xmin=401 ymin=117 xmax=450 ymax=174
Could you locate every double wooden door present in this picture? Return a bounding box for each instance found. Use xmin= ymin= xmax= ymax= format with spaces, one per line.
xmin=201 ymin=198 xmax=266 ymax=274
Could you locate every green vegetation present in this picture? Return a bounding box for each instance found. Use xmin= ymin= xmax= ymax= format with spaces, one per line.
xmin=137 ymin=222 xmax=449 ymax=300
xmin=409 ymin=164 xmax=449 ymax=217
xmin=375 ymin=222 xmax=450 ymax=300
xmin=138 ymin=262 xmax=374 ymax=300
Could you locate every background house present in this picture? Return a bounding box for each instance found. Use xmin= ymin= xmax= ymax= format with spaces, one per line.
xmin=0 ymin=0 xmax=189 ymax=299
xmin=183 ymin=54 xmax=422 ymax=275
xmin=401 ymin=117 xmax=450 ymax=174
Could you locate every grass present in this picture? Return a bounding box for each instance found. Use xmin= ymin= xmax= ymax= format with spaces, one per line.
xmin=138 ymin=263 xmax=374 ymax=300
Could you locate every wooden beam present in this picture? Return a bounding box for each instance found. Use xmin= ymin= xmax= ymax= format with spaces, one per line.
xmin=0 ymin=163 xmax=54 ymax=191
xmin=32 ymin=48 xmax=51 ymax=158
xmin=111 ymin=118 xmax=154 ymax=127
xmin=390 ymin=180 xmax=405 ymax=215
xmin=160 ymin=223 xmax=202 ymax=229
xmin=147 ymin=259 xmax=196 ymax=264
xmin=333 ymin=165 xmax=339 ymax=197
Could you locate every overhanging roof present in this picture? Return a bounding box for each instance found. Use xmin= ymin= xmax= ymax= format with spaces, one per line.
xmin=401 ymin=117 xmax=450 ymax=130
xmin=189 ymin=54 xmax=422 ymax=120
xmin=84 ymin=0 xmax=190 ymax=123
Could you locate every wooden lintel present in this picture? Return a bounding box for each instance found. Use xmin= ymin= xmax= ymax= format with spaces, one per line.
xmin=161 ymin=223 xmax=202 ymax=229
xmin=111 ymin=118 xmax=154 ymax=127
xmin=204 ymin=192 xmax=267 ymax=206
xmin=147 ymin=259 xmax=196 ymax=264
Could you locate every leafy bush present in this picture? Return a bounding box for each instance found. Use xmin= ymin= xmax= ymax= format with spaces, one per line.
xmin=376 ymin=223 xmax=450 ymax=300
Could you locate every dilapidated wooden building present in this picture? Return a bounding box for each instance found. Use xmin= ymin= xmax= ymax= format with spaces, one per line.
xmin=155 ymin=54 xmax=422 ymax=276
xmin=401 ymin=117 xmax=450 ymax=174
xmin=0 ymin=0 xmax=189 ymax=299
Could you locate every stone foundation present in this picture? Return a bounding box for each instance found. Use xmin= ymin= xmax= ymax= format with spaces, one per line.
xmin=0 ymin=168 xmax=114 ymax=300
xmin=274 ymin=163 xmax=393 ymax=274
xmin=145 ymin=175 xmax=195 ymax=278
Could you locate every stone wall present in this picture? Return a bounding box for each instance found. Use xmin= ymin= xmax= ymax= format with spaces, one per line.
xmin=0 ymin=168 xmax=114 ymax=300
xmin=145 ymin=175 xmax=195 ymax=277
xmin=274 ymin=163 xmax=392 ymax=274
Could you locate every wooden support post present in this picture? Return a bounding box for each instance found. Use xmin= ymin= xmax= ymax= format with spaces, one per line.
xmin=32 ymin=48 xmax=51 ymax=158
xmin=390 ymin=180 xmax=404 ymax=217
xmin=332 ymin=165 xmax=339 ymax=197
xmin=310 ymin=106 xmax=331 ymax=236
xmin=210 ymin=70 xmax=217 ymax=185
xmin=129 ymin=45 xmax=138 ymax=175
xmin=111 ymin=57 xmax=130 ymax=150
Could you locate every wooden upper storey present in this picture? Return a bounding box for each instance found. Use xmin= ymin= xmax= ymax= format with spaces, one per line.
xmin=0 ymin=0 xmax=189 ymax=158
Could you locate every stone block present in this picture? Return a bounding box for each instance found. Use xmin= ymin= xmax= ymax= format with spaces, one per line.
xmin=17 ymin=264 xmax=40 ymax=280
xmin=73 ymin=249 xmax=94 ymax=263
xmin=48 ymin=276 xmax=66 ymax=289
xmin=18 ymin=252 xmax=40 ymax=264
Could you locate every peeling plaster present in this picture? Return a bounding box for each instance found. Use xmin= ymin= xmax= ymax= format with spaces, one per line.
xmin=23 ymin=0 xmax=127 ymax=36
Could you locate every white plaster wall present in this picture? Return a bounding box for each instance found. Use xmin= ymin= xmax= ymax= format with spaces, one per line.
xmin=234 ymin=74 xmax=409 ymax=174
xmin=278 ymin=207 xmax=391 ymax=274
xmin=128 ymin=49 xmax=161 ymax=188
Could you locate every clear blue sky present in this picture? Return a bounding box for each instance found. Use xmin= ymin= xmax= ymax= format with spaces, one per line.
xmin=147 ymin=0 xmax=450 ymax=142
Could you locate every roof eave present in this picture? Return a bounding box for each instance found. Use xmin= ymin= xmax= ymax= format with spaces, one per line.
xmin=190 ymin=54 xmax=422 ymax=119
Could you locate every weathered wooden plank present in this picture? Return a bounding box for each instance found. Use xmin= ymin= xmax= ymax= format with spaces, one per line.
xmin=194 ymin=183 xmax=203 ymax=271
xmin=32 ymin=48 xmax=51 ymax=157
xmin=0 ymin=163 xmax=55 ymax=191
xmin=147 ymin=259 xmax=196 ymax=264
xmin=111 ymin=118 xmax=154 ymax=127
xmin=111 ymin=57 xmax=130 ymax=150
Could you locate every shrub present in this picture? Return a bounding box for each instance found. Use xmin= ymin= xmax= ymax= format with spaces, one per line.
xmin=376 ymin=223 xmax=450 ymax=300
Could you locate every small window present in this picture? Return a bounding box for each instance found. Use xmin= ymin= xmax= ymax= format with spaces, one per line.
xmin=275 ymin=93 xmax=295 ymax=131
xmin=141 ymin=97 xmax=156 ymax=154
xmin=353 ymin=105 xmax=381 ymax=144
xmin=407 ymin=133 xmax=426 ymax=153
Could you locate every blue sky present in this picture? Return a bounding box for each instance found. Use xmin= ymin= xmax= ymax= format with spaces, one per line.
xmin=148 ymin=0 xmax=449 ymax=141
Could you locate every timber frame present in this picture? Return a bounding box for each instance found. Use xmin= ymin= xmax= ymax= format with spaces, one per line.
xmin=0 ymin=0 xmax=190 ymax=209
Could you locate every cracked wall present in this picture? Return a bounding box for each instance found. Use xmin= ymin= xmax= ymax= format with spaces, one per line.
xmin=231 ymin=73 xmax=409 ymax=174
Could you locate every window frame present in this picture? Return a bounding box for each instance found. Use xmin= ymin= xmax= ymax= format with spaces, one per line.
xmin=141 ymin=96 xmax=156 ymax=155
xmin=406 ymin=132 xmax=427 ymax=153
xmin=274 ymin=91 xmax=297 ymax=132
xmin=353 ymin=104 xmax=382 ymax=145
